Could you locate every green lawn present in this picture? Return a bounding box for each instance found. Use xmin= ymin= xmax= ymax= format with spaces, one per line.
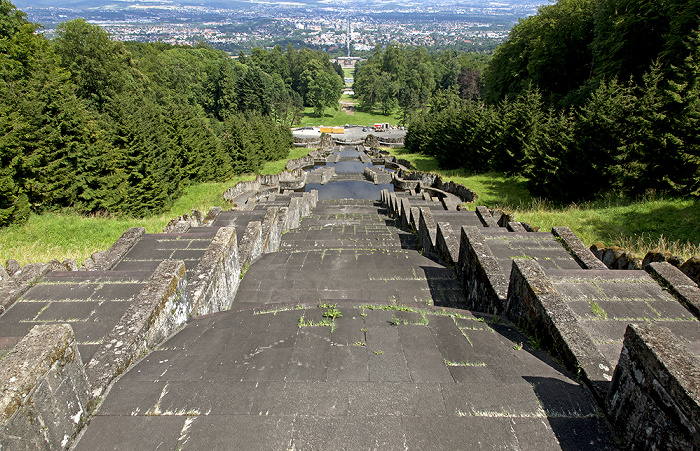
xmin=384 ymin=147 xmax=700 ymax=260
xmin=299 ymin=106 xmax=399 ymax=128
xmin=0 ymin=149 xmax=311 ymax=266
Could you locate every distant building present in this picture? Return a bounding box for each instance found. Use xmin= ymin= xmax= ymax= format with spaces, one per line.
xmin=333 ymin=56 xmax=364 ymax=66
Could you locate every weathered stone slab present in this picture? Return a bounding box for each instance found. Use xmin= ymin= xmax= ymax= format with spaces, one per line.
xmin=475 ymin=206 xmax=499 ymax=227
xmin=86 ymin=260 xmax=188 ymax=397
xmin=202 ymin=206 xmax=222 ymax=226
xmin=0 ymin=263 xmax=49 ymax=316
xmin=92 ymin=227 xmax=146 ymax=271
xmin=457 ymin=226 xmax=507 ymax=314
xmin=400 ymin=198 xmax=411 ymax=229
xmin=647 ymin=262 xmax=700 ymax=320
xmin=0 ymin=324 xmax=90 ymax=450
xmin=4 ymin=260 xmax=21 ymax=277
xmin=607 ymin=323 xmax=700 ymax=450
xmin=505 ymin=259 xmax=613 ymax=402
xmin=436 ymin=222 xmax=459 ymax=266
xmin=261 ymin=207 xmax=281 ymax=254
xmin=418 ymin=208 xmax=437 ymax=256
xmin=189 ymin=227 xmax=241 ymax=316
xmin=552 ymin=227 xmax=608 ymax=270
xmin=507 ymin=221 xmax=526 ymax=232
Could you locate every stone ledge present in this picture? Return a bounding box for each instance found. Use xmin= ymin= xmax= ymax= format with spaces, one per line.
xmin=189 ymin=227 xmax=240 ymax=316
xmin=552 ymin=226 xmax=609 ymax=270
xmin=418 ymin=208 xmax=437 ymax=256
xmin=457 ymin=226 xmax=507 ymax=314
xmin=505 ymin=259 xmax=613 ymax=403
xmin=400 ymin=198 xmax=412 ymax=229
xmin=0 ymin=263 xmax=50 ymax=316
xmin=475 ymin=206 xmax=499 ymax=227
xmin=607 ymin=323 xmax=700 ymax=450
xmin=435 ymin=222 xmax=459 ymax=266
xmin=238 ymin=221 xmax=263 ymax=269
xmin=84 ymin=227 xmax=145 ymax=271
xmin=647 ymin=262 xmax=700 ymax=320
xmin=86 ymin=260 xmax=188 ymax=398
xmin=0 ymin=324 xmax=90 ymax=450
xmin=261 ymin=207 xmax=281 ymax=254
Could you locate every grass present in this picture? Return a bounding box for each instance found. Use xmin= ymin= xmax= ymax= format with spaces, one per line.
xmin=383 ymin=147 xmax=700 ymax=260
xmin=298 ymin=106 xmax=399 ymax=128
xmin=0 ymin=149 xmax=311 ymax=266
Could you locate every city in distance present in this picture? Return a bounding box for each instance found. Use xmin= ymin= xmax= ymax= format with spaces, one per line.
xmin=17 ymin=0 xmax=548 ymax=55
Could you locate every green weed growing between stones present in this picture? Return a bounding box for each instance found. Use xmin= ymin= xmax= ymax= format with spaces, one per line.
xmin=589 ymin=300 xmax=608 ymax=320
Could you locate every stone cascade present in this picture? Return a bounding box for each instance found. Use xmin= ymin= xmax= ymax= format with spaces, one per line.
xmin=0 ymin=191 xmax=317 ymax=449
xmin=386 ymin=190 xmax=700 ymax=448
xmin=1 ymin=145 xmax=699 ymax=449
xmin=72 ymin=194 xmax=618 ymax=450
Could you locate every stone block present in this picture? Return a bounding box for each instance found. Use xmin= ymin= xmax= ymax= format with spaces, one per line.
xmin=0 ymin=263 xmax=49 ymax=316
xmin=86 ymin=260 xmax=188 ymax=397
xmin=409 ymin=207 xmax=420 ymax=231
xmin=505 ymin=259 xmax=613 ymax=403
xmin=0 ymin=264 xmax=7 ymax=283
xmin=506 ymin=222 xmax=526 ymax=233
xmin=189 ymin=227 xmax=241 ymax=316
xmin=643 ymin=251 xmax=683 ymax=269
xmin=607 ymin=323 xmax=700 ymax=450
xmin=62 ymin=259 xmax=78 ymax=271
xmin=5 ymin=260 xmax=21 ymax=277
xmin=418 ymin=208 xmax=437 ymax=256
xmin=457 ymin=226 xmax=507 ymax=314
xmin=288 ymin=198 xmax=301 ymax=230
xmin=0 ymin=324 xmax=90 ymax=450
xmin=277 ymin=207 xmax=290 ymax=234
xmin=400 ymin=198 xmax=411 ymax=230
xmin=203 ymin=206 xmax=223 ymax=226
xmin=680 ymin=257 xmax=700 ymax=285
xmin=647 ymin=262 xmax=700 ymax=320
xmin=46 ymin=259 xmax=64 ymax=272
xmin=552 ymin=227 xmax=608 ymax=270
xmin=475 ymin=206 xmax=498 ymax=227
xmin=93 ymin=227 xmax=145 ymax=271
xmin=261 ymin=207 xmax=281 ymax=254
xmin=239 ymin=221 xmax=263 ymax=268
xmin=435 ymin=222 xmax=459 ymax=266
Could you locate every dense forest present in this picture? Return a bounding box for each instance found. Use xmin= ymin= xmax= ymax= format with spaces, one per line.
xmin=400 ymin=0 xmax=700 ymax=203
xmin=0 ymin=0 xmax=344 ymax=227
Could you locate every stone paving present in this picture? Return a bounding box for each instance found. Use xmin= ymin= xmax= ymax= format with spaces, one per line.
xmin=0 ymin=270 xmax=151 ymax=363
xmin=76 ymin=304 xmax=616 ymax=450
xmin=73 ymin=191 xmax=618 ymax=450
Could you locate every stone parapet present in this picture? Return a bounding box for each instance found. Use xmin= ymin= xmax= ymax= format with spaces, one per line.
xmin=0 ymin=263 xmax=50 ymax=316
xmin=505 ymin=259 xmax=613 ymax=402
xmin=0 ymin=324 xmax=90 ymax=450
xmin=607 ymin=323 xmax=700 ymax=450
xmin=86 ymin=260 xmax=188 ymax=398
xmin=457 ymin=226 xmax=507 ymax=314
xmin=238 ymin=221 xmax=263 ymax=269
xmin=552 ymin=226 xmax=609 ymax=270
xmin=189 ymin=227 xmax=241 ymax=316
xmin=418 ymin=208 xmax=437 ymax=256
xmin=475 ymin=206 xmax=499 ymax=227
xmin=647 ymin=262 xmax=700 ymax=319
xmin=81 ymin=227 xmax=145 ymax=271
xmin=261 ymin=207 xmax=281 ymax=254
xmin=435 ymin=222 xmax=459 ymax=266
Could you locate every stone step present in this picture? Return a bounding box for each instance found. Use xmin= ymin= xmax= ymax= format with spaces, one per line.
xmin=0 ymin=270 xmax=152 ymax=364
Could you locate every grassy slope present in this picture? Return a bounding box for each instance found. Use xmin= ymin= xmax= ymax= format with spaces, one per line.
xmin=0 ymin=149 xmax=310 ymax=266
xmin=386 ymin=147 xmax=700 ymax=260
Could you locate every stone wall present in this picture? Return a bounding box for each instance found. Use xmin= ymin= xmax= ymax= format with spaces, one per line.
xmin=0 ymin=324 xmax=91 ymax=450
xmin=189 ymin=227 xmax=241 ymax=316
xmin=86 ymin=260 xmax=189 ymax=397
xmin=607 ymin=323 xmax=700 ymax=450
